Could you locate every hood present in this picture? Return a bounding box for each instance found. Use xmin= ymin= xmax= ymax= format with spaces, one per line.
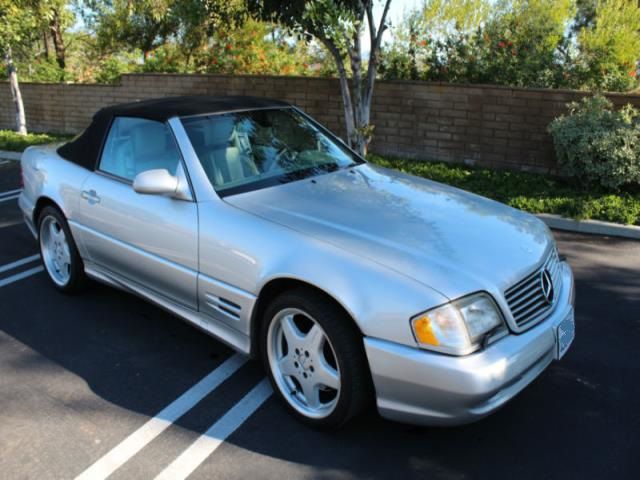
xmin=225 ymin=164 xmax=553 ymax=300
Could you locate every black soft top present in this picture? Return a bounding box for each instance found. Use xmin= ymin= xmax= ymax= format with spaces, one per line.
xmin=57 ymin=95 xmax=290 ymax=170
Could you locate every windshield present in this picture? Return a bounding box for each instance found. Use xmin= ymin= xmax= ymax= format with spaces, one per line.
xmin=181 ymin=108 xmax=362 ymax=196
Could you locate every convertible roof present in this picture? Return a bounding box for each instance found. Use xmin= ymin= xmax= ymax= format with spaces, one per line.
xmin=57 ymin=95 xmax=290 ymax=170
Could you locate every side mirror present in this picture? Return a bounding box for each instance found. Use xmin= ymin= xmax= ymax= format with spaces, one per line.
xmin=133 ymin=169 xmax=179 ymax=195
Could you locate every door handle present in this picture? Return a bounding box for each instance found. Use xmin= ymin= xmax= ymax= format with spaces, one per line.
xmin=81 ymin=189 xmax=101 ymax=204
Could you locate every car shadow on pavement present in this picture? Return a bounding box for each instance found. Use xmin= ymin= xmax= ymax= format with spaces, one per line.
xmin=217 ymin=234 xmax=640 ymax=480
xmin=1 ymin=234 xmax=639 ymax=479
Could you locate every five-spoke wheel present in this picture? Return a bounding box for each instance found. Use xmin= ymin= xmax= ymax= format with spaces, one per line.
xmin=267 ymin=308 xmax=341 ymax=419
xmin=40 ymin=215 xmax=72 ymax=286
xmin=261 ymin=288 xmax=372 ymax=429
xmin=38 ymin=206 xmax=86 ymax=292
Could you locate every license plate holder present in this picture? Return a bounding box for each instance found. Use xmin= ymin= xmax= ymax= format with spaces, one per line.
xmin=555 ymin=311 xmax=575 ymax=359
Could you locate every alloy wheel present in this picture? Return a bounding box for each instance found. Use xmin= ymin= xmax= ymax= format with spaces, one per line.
xmin=40 ymin=215 xmax=72 ymax=286
xmin=267 ymin=308 xmax=341 ymax=419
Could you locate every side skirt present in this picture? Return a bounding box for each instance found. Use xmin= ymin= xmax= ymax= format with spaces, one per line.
xmin=84 ymin=262 xmax=251 ymax=355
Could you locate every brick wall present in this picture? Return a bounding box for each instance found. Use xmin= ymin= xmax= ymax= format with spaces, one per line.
xmin=1 ymin=74 xmax=639 ymax=172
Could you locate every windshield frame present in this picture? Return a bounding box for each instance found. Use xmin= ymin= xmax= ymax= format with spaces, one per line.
xmin=179 ymin=106 xmax=366 ymax=198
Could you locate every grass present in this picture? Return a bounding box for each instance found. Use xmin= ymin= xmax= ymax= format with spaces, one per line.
xmin=1 ymin=129 xmax=637 ymax=226
xmin=368 ymin=155 xmax=640 ymax=226
xmin=0 ymin=130 xmax=72 ymax=152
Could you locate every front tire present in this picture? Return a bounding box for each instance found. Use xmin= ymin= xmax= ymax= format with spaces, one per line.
xmin=38 ymin=206 xmax=87 ymax=293
xmin=260 ymin=288 xmax=372 ymax=429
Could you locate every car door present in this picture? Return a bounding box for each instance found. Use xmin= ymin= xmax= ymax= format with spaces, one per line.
xmin=75 ymin=116 xmax=199 ymax=309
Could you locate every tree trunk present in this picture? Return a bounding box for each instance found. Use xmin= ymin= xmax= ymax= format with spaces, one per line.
xmin=5 ymin=47 xmax=27 ymax=135
xmin=43 ymin=30 xmax=50 ymax=60
xmin=318 ymin=37 xmax=357 ymax=150
xmin=316 ymin=1 xmax=391 ymax=156
xmin=359 ymin=0 xmax=392 ymax=156
xmin=349 ymin=18 xmax=366 ymax=155
xmin=49 ymin=9 xmax=66 ymax=70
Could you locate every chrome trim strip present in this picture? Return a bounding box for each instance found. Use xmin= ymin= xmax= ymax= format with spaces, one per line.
xmin=176 ymin=106 xmax=290 ymax=121
xmin=167 ymin=117 xmax=220 ymax=203
xmin=198 ymin=271 xmax=256 ymax=300
xmin=503 ymin=246 xmax=562 ymax=332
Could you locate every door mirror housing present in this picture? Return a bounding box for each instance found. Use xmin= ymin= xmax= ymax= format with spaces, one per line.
xmin=133 ymin=169 xmax=179 ymax=196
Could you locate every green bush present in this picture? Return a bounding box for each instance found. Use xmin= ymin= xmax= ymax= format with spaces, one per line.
xmin=94 ymin=57 xmax=130 ymax=84
xmin=0 ymin=130 xmax=71 ymax=152
xmin=368 ymin=154 xmax=640 ymax=226
xmin=548 ymin=95 xmax=640 ymax=190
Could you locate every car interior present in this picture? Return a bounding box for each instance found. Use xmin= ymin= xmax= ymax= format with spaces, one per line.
xmin=185 ymin=109 xmax=353 ymax=190
xmin=99 ymin=110 xmax=355 ymax=190
xmin=99 ymin=117 xmax=181 ymax=181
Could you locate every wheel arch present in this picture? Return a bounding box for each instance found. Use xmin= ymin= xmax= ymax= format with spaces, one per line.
xmin=249 ymin=277 xmax=363 ymax=359
xmin=33 ymin=196 xmax=64 ymax=225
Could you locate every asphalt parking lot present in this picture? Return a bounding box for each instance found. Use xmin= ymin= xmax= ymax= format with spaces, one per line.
xmin=0 ymin=158 xmax=639 ymax=479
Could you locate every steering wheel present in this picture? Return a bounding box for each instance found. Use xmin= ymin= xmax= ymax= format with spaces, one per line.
xmin=273 ymin=145 xmax=297 ymax=168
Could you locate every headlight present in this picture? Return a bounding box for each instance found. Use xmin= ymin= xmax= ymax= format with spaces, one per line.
xmin=411 ymin=293 xmax=506 ymax=355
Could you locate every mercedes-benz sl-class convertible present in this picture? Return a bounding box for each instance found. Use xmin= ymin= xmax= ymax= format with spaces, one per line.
xmin=19 ymin=96 xmax=575 ymax=429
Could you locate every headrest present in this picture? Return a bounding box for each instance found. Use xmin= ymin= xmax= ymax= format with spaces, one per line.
xmin=131 ymin=122 xmax=167 ymax=158
xmin=204 ymin=116 xmax=236 ymax=148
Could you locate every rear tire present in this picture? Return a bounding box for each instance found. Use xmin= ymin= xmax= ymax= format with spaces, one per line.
xmin=260 ymin=288 xmax=372 ymax=430
xmin=38 ymin=206 xmax=87 ymax=293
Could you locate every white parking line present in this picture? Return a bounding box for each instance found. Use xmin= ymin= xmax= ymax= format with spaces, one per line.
xmin=154 ymin=379 xmax=272 ymax=480
xmin=74 ymin=353 xmax=247 ymax=480
xmin=0 ymin=265 xmax=44 ymax=287
xmin=0 ymin=160 xmax=9 ymax=165
xmin=0 ymin=254 xmax=39 ymax=274
xmin=0 ymin=194 xmax=20 ymax=203
xmin=0 ymin=188 xmax=22 ymax=198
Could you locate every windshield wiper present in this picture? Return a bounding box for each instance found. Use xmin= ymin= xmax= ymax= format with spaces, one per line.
xmin=278 ymin=164 xmax=340 ymax=184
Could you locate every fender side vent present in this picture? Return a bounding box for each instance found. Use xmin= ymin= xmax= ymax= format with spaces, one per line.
xmin=205 ymin=293 xmax=241 ymax=320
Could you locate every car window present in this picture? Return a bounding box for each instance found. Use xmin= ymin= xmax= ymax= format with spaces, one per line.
xmin=181 ymin=108 xmax=361 ymax=196
xmin=99 ymin=117 xmax=181 ymax=181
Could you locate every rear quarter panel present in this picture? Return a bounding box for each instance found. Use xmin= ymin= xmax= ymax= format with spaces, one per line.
xmin=20 ymin=145 xmax=91 ymax=249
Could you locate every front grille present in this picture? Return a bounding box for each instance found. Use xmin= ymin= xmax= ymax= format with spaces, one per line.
xmin=504 ymin=248 xmax=561 ymax=329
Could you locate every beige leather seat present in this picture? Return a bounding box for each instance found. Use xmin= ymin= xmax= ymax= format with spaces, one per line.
xmin=131 ymin=122 xmax=178 ymax=176
xmin=113 ymin=139 xmax=134 ymax=179
xmin=218 ymin=146 xmax=258 ymax=184
xmin=101 ymin=137 xmax=133 ymax=179
xmin=200 ymin=118 xmax=259 ymax=187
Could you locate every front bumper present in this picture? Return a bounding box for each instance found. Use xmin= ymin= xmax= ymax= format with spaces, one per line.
xmin=364 ymin=261 xmax=575 ymax=426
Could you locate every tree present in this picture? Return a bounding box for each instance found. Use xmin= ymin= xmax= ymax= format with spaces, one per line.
xmin=573 ymin=0 xmax=640 ymax=91
xmin=86 ymin=0 xmax=179 ymax=61
xmin=31 ymin=0 xmax=74 ymax=70
xmin=251 ymin=0 xmax=393 ymax=155
xmin=188 ymin=19 xmax=313 ymax=76
xmin=422 ymin=0 xmax=491 ymax=34
xmin=171 ymin=0 xmax=247 ymax=68
xmin=84 ymin=0 xmax=246 ymax=65
xmin=381 ymin=0 xmax=577 ymax=89
xmin=479 ymin=0 xmax=576 ymax=88
xmin=0 ymin=0 xmax=38 ymax=134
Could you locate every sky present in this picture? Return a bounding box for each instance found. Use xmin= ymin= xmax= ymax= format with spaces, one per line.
xmin=387 ymin=0 xmax=423 ymax=24
xmin=362 ymin=0 xmax=422 ymax=55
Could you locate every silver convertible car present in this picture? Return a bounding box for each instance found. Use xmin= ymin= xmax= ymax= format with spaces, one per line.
xmin=19 ymin=96 xmax=575 ymax=429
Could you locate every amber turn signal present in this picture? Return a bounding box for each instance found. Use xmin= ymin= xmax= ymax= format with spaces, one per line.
xmin=413 ymin=316 xmax=440 ymax=346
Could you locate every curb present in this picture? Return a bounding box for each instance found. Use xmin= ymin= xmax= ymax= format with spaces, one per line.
xmin=537 ymin=213 xmax=640 ymax=241
xmin=0 ymin=150 xmax=21 ymax=161
xmin=1 ymin=148 xmax=637 ymax=240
